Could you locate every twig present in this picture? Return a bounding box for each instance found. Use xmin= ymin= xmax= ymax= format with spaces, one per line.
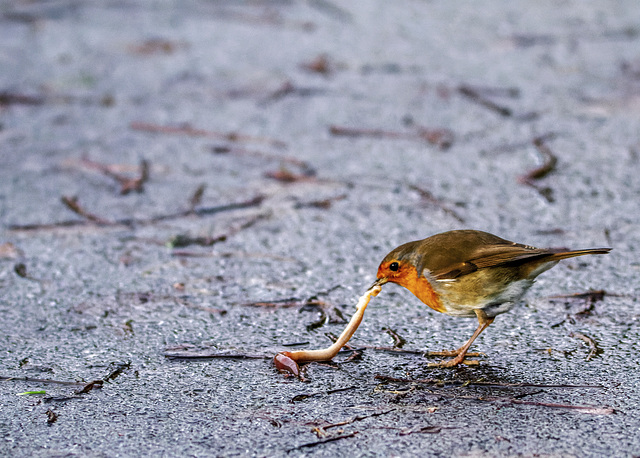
xmin=408 ymin=184 xmax=465 ymax=223
xmin=518 ymin=135 xmax=558 ymax=202
xmin=403 ymin=384 xmax=613 ymax=414
xmin=78 ymin=158 xmax=149 ymax=194
xmin=291 ymin=386 xmax=358 ymax=403
xmin=0 ymin=91 xmax=44 ymax=106
xmin=520 ymin=136 xmax=559 ymax=181
xmin=241 ymin=285 xmax=341 ymax=309
xmin=74 ymin=380 xmax=103 ymax=394
xmin=103 ymin=362 xmax=130 ymax=382
xmin=211 ymin=9 xmax=315 ymax=32
xmin=570 ymin=332 xmax=602 ymax=361
xmin=382 ymin=327 xmax=406 ymax=348
xmin=330 ymin=125 xmax=407 ymax=140
xmin=309 ymin=409 xmax=395 ymax=437
xmin=61 ymin=196 xmax=114 ymax=225
xmin=416 ymin=127 xmax=455 ymax=150
xmin=265 ymin=166 xmax=317 ymax=183
xmin=259 ymin=80 xmax=327 ymax=105
xmin=287 ymin=432 xmax=358 ymax=452
xmin=548 ymin=290 xmax=610 ymax=328
xmin=491 ymin=132 xmax=558 ymax=154
xmin=164 ymin=351 xmax=271 ymax=360
xmin=241 ymin=297 xmax=325 ymax=309
xmin=188 ymin=184 xmax=206 ymax=213
xmin=13 ymin=262 xmax=38 ymax=282
xmin=549 ymin=290 xmax=608 ymax=303
xmin=399 ymin=425 xmax=445 ymax=436
xmin=329 ymin=125 xmax=454 ymax=149
xmin=460 ymin=393 xmax=614 ymax=415
xmin=374 ymin=375 xmax=605 ymax=389
xmin=0 ymin=376 xmax=87 ymax=386
xmin=167 ymin=213 xmax=268 ymax=248
xmin=455 ymin=85 xmax=520 ymax=99
xmin=300 ymin=54 xmax=335 ymax=76
xmin=8 ymin=195 xmax=265 ymax=232
xmin=294 ymin=194 xmax=347 ymax=209
xmin=457 ymin=85 xmax=513 ymax=117
xmin=357 ymin=346 xmax=425 ymax=355
xmin=211 ymin=145 xmax=314 ymax=173
xmin=131 ymin=121 xmax=287 ymax=149
xmin=128 ymin=38 xmax=183 ymax=55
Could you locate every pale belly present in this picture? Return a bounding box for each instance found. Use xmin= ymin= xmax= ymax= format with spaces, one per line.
xmin=437 ymin=278 xmax=535 ymax=318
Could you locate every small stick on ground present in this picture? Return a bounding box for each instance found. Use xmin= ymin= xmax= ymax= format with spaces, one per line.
xmin=259 ymin=80 xmax=327 ymax=105
xmin=382 ymin=327 xmax=406 ymax=348
xmin=294 ymin=194 xmax=347 ymax=210
xmin=329 ymin=125 xmax=407 ymax=140
xmin=0 ymin=91 xmax=45 ymax=106
xmin=210 ymin=145 xmax=314 ymax=173
xmin=103 ymin=362 xmax=131 ymax=382
xmin=167 ymin=213 xmax=268 ymax=248
xmin=459 ymin=393 xmax=614 ymax=415
xmin=456 ymin=85 xmax=520 ymax=99
xmin=521 ymin=136 xmax=559 ymax=181
xmin=457 ymin=85 xmax=513 ymax=117
xmin=548 ymin=290 xmax=612 ymax=327
xmin=300 ymin=54 xmax=335 ymax=76
xmin=329 ymin=125 xmax=454 ymax=149
xmin=164 ymin=350 xmax=271 ymax=360
xmin=79 ymin=158 xmax=149 ymax=194
xmin=131 ymin=121 xmax=287 ymax=149
xmin=265 ymin=166 xmax=317 ymax=183
xmin=416 ymin=127 xmax=455 ymax=150
xmin=308 ymin=409 xmax=395 ymax=437
xmin=9 ymin=195 xmax=265 ymax=232
xmin=291 ymin=386 xmax=358 ymax=403
xmin=288 ymin=432 xmax=359 ymax=452
xmin=374 ymin=375 xmax=605 ymax=389
xmin=570 ymin=332 xmax=602 ymax=361
xmin=74 ymin=380 xmax=104 ymax=394
xmin=518 ymin=135 xmax=558 ymax=202
xmin=61 ymin=196 xmax=114 ymax=225
xmin=408 ymin=184 xmax=465 ymax=223
xmin=188 ymin=184 xmax=206 ymax=213
xmin=549 ymin=290 xmax=608 ymax=303
xmin=0 ymin=376 xmax=88 ymax=386
xmin=357 ymin=346 xmax=424 ymax=355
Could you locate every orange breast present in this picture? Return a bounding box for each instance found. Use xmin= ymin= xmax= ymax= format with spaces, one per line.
xmin=392 ymin=266 xmax=446 ymax=313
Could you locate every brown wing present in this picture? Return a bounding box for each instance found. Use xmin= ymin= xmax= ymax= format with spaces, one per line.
xmin=417 ymin=230 xmax=584 ymax=281
xmin=431 ymin=245 xmax=555 ymax=280
xmin=390 ymin=230 xmax=609 ymax=281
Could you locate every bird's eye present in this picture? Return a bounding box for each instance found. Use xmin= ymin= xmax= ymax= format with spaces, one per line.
xmin=389 ymin=262 xmax=399 ymax=271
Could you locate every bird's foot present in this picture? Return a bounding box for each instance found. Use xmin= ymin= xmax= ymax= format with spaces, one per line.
xmin=425 ymin=349 xmax=485 ymax=367
xmin=426 ymin=350 xmax=485 ymax=358
xmin=427 ymin=358 xmax=480 ymax=368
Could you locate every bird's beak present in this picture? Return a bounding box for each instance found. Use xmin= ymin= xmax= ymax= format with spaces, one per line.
xmin=370 ymin=277 xmax=388 ymax=289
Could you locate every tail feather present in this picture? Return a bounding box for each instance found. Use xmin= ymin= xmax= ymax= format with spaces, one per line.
xmin=549 ymin=248 xmax=611 ymax=261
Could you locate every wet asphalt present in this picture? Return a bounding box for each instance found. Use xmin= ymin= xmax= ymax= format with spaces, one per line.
xmin=1 ymin=1 xmax=640 ymax=457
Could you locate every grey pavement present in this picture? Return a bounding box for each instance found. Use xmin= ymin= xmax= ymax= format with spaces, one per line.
xmin=1 ymin=1 xmax=640 ymax=456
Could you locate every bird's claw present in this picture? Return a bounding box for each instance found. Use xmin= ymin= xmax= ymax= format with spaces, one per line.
xmin=428 ymin=359 xmax=480 ymax=368
xmin=426 ymin=350 xmax=485 ymax=358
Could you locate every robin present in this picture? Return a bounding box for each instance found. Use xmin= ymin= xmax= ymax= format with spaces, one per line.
xmin=373 ymin=229 xmax=611 ymax=367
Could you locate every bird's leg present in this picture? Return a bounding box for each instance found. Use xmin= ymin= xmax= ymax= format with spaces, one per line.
xmin=428 ymin=309 xmax=494 ymax=367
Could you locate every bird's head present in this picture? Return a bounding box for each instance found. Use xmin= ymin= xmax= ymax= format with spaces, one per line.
xmin=372 ymin=240 xmax=422 ymax=289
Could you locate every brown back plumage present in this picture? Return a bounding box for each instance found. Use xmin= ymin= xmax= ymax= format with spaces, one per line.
xmin=384 ymin=230 xmax=611 ymax=281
